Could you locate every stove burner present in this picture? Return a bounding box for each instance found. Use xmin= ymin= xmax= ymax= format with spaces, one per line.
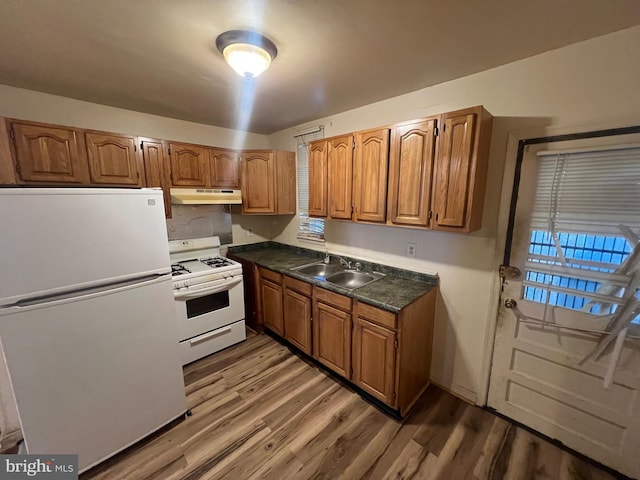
xmin=171 ymin=263 xmax=191 ymax=276
xmin=200 ymin=256 xmax=234 ymax=269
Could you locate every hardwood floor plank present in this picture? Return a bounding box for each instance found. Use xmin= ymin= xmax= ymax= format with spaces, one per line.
xmin=81 ymin=333 xmax=626 ymax=480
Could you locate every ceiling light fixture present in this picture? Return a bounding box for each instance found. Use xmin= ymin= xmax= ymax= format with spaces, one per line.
xmin=216 ymin=30 xmax=277 ymax=79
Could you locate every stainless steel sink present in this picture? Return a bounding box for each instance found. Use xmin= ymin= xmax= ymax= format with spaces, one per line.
xmin=292 ymin=260 xmax=385 ymax=289
xmin=292 ymin=261 xmax=343 ymax=278
xmin=325 ymin=270 xmax=385 ymax=289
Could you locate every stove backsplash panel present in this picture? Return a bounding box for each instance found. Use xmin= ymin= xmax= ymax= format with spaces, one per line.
xmin=166 ymin=204 xmax=233 ymax=244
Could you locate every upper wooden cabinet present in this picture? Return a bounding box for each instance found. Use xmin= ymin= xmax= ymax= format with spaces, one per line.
xmin=387 ymin=118 xmax=437 ymax=228
xmin=308 ymin=140 xmax=328 ymax=217
xmin=353 ymin=127 xmax=390 ymax=223
xmin=7 ymin=120 xmax=90 ymax=184
xmin=167 ymin=142 xmax=208 ymax=187
xmin=210 ymin=148 xmax=240 ymax=188
xmin=85 ymin=132 xmax=143 ymax=186
xmin=433 ymin=106 xmax=493 ymax=233
xmin=327 ymin=135 xmax=354 ymax=220
xmin=241 ymin=150 xmax=296 ymax=215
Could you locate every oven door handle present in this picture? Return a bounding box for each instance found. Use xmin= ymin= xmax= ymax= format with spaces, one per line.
xmin=173 ymin=277 xmax=242 ymax=300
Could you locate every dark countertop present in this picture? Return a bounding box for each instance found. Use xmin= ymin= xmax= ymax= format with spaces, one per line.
xmin=228 ymin=242 xmax=438 ymax=313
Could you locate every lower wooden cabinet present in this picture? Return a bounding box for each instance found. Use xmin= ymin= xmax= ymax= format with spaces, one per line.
xmin=250 ymin=260 xmax=436 ymax=417
xmin=283 ymin=277 xmax=312 ymax=355
xmin=313 ymin=292 xmax=352 ymax=378
xmin=259 ymin=268 xmax=284 ymax=336
xmin=352 ymin=317 xmax=397 ymax=405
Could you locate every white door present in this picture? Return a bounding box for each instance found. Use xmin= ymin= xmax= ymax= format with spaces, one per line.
xmin=488 ymin=133 xmax=640 ymax=478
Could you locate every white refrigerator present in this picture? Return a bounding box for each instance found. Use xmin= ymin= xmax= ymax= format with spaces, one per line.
xmin=0 ymin=188 xmax=187 ymax=473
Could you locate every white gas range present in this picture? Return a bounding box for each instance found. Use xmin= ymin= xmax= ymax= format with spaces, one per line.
xmin=169 ymin=236 xmax=246 ymax=365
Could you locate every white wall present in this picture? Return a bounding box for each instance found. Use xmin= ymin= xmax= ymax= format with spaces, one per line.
xmin=268 ymin=25 xmax=640 ymax=403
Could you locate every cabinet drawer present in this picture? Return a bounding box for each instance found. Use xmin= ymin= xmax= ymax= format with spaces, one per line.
xmin=259 ymin=267 xmax=282 ymax=284
xmin=284 ymin=275 xmax=312 ymax=296
xmin=356 ymin=301 xmax=397 ymax=330
xmin=313 ymin=287 xmax=352 ymax=312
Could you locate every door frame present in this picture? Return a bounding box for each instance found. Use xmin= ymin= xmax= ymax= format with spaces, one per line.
xmin=479 ymin=118 xmax=640 ymax=406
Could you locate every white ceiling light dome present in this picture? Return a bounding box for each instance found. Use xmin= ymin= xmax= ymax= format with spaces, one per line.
xmin=216 ymin=30 xmax=278 ymax=79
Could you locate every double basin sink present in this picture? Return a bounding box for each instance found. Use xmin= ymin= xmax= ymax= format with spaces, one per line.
xmin=291 ymin=260 xmax=385 ymax=290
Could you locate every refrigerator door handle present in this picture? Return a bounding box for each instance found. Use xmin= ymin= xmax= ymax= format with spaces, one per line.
xmin=9 ymin=274 xmax=172 ymax=309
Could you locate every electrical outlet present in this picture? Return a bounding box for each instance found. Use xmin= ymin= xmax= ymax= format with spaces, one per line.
xmin=247 ymin=228 xmax=254 ymax=237
xmin=407 ymin=242 xmax=416 ymax=258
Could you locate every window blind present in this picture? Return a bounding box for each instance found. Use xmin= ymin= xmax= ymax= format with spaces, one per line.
xmin=531 ymin=144 xmax=640 ymax=235
xmin=524 ymin=143 xmax=640 ymax=320
xmin=295 ymin=126 xmax=325 ymax=242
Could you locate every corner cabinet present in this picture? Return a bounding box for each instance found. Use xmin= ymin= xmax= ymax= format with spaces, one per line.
xmin=241 ymin=150 xmax=296 ymax=215
xmin=433 ymin=106 xmax=493 ymax=233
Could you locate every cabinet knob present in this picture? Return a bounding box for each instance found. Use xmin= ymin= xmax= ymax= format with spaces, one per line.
xmin=504 ymin=298 xmax=517 ymax=309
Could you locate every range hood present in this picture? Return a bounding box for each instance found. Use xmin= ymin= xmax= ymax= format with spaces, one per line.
xmin=170 ymin=188 xmax=242 ymax=205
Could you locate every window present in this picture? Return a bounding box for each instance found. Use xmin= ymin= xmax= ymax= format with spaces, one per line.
xmin=523 ymin=144 xmax=640 ymax=324
xmin=295 ymin=126 xmax=325 ymax=242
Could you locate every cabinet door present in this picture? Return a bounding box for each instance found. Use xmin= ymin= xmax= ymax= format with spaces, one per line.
xmin=433 ymin=111 xmax=477 ymax=229
xmin=261 ymin=278 xmax=283 ymax=335
xmin=210 ymin=148 xmax=240 ymax=188
xmin=284 ymin=288 xmax=312 ymax=354
xmin=141 ymin=139 xmax=171 ymax=218
xmin=327 ymin=135 xmax=353 ymax=220
xmin=353 ymin=128 xmax=390 ymax=223
xmin=9 ymin=121 xmax=89 ymax=183
xmin=308 ymin=140 xmax=328 ymax=217
xmin=85 ymin=132 xmax=142 ymax=186
xmin=387 ymin=119 xmax=437 ymax=227
xmin=313 ymin=301 xmax=351 ymax=378
xmin=167 ymin=142 xmax=208 ymax=187
xmin=241 ymin=151 xmax=275 ymax=214
xmin=352 ymin=317 xmax=397 ymax=405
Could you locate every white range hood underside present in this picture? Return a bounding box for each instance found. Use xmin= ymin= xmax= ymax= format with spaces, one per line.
xmin=170 ymin=188 xmax=242 ymax=205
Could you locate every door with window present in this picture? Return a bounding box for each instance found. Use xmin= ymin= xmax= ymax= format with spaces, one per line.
xmin=489 ymin=133 xmax=640 ymax=479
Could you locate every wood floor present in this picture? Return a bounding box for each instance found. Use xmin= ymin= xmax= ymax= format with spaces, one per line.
xmin=82 ymin=332 xmax=623 ymax=480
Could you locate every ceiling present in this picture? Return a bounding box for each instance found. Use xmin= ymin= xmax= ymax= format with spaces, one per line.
xmin=1 ymin=1 xmax=639 ymax=134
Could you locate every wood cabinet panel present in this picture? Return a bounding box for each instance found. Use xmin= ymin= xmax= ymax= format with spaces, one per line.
xmin=352 ymin=317 xmax=397 ymax=405
xmin=261 ymin=277 xmax=283 ymax=336
xmin=85 ymin=132 xmax=142 ymax=185
xmin=241 ymin=151 xmax=275 ymax=213
xmin=355 ymin=301 xmax=397 ymax=330
xmin=353 ymin=128 xmax=390 ymax=223
xmin=433 ymin=106 xmax=492 ymax=233
xmin=387 ymin=118 xmax=437 ymax=227
xmin=434 ymin=113 xmax=475 ymax=228
xmin=228 ymin=255 xmax=261 ymax=332
xmin=275 ymin=150 xmax=297 ymax=214
xmin=313 ymin=298 xmax=351 ymax=378
xmin=9 ymin=121 xmax=89 ymax=183
xmin=0 ymin=118 xmax=17 ymax=184
xmin=327 ymin=135 xmax=354 ymax=220
xmin=308 ymin=140 xmax=328 ymax=217
xmin=141 ymin=138 xmax=171 ymax=218
xmin=167 ymin=142 xmax=208 ymax=187
xmin=284 ymin=287 xmax=312 ymax=355
xmin=210 ymin=148 xmax=240 ymax=188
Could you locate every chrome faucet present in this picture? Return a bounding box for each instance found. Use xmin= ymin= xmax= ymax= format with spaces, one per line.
xmin=333 ymin=255 xmax=352 ymax=269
